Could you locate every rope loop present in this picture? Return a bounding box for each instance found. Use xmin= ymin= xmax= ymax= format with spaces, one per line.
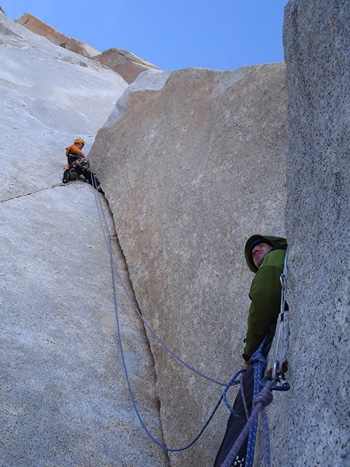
xmin=222 ymin=369 xmax=246 ymax=413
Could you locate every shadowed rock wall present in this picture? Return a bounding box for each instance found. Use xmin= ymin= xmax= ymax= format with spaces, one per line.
xmin=89 ymin=64 xmax=287 ymax=466
xmin=268 ymin=2 xmax=350 ymax=466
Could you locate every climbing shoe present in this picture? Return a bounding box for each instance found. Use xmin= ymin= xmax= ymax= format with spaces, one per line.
xmin=62 ymin=170 xmax=69 ymax=183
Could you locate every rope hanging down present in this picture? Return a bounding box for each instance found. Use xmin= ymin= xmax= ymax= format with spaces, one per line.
xmin=91 ymin=180 xmax=290 ymax=457
xmin=219 ymin=340 xmax=290 ymax=466
xmin=92 ymin=178 xmax=226 ymax=386
xmin=222 ymin=379 xmax=274 ymax=467
xmin=91 ymin=182 xmax=228 ymax=451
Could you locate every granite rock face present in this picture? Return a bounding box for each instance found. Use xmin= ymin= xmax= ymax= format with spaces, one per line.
xmin=15 ymin=12 xmax=70 ymax=46
xmin=0 ymin=12 xmax=168 ymax=467
xmin=15 ymin=12 xmax=100 ymax=58
xmin=267 ymin=2 xmax=350 ymax=466
xmin=6 ymin=1 xmax=348 ymax=464
xmin=93 ymin=48 xmax=161 ymax=84
xmin=89 ymin=64 xmax=287 ymax=466
xmin=0 ymin=12 xmax=127 ymax=201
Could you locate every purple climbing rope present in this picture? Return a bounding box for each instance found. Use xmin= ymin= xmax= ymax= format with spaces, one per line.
xmin=222 ymin=380 xmax=274 ymax=467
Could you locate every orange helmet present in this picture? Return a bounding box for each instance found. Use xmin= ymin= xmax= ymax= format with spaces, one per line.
xmin=74 ymin=137 xmax=85 ymax=146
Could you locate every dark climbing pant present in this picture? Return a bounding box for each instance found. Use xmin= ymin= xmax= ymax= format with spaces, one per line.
xmin=64 ymin=166 xmax=100 ymax=188
xmin=214 ymin=327 xmax=275 ymax=467
xmin=214 ymin=365 xmax=256 ymax=466
xmin=78 ymin=167 xmax=99 ymax=186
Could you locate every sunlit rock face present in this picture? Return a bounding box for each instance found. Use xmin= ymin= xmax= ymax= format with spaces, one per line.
xmin=0 ymin=12 xmax=169 ymax=467
xmin=93 ymin=48 xmax=161 ymax=84
xmin=0 ymin=11 xmax=128 ymax=200
xmin=89 ymin=63 xmax=287 ymax=466
xmin=14 ymin=12 xmax=100 ymax=58
xmin=15 ymin=12 xmax=71 ymax=46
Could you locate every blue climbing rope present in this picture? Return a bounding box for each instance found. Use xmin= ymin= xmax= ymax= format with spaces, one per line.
xmin=222 ymin=369 xmax=246 ymax=413
xmin=221 ymin=380 xmax=274 ymax=467
xmin=92 ymin=183 xmax=226 ymax=386
xmin=107 ymin=221 xmax=225 ymax=451
xmin=220 ymin=336 xmax=290 ymax=466
xmin=92 ymin=186 xmax=229 ymax=451
xmin=219 ymin=339 xmax=269 ymax=467
xmin=245 ymin=345 xmax=268 ymax=467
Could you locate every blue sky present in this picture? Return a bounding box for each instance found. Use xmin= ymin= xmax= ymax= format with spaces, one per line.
xmin=1 ymin=0 xmax=288 ymax=71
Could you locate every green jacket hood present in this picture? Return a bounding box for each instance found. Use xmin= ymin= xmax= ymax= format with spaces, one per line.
xmin=245 ymin=234 xmax=287 ymax=273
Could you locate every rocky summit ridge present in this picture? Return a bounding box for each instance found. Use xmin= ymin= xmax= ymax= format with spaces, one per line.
xmin=14 ymin=11 xmax=160 ymax=84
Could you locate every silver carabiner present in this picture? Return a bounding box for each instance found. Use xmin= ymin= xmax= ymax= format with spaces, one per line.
xmin=272 ymin=359 xmax=279 ymax=380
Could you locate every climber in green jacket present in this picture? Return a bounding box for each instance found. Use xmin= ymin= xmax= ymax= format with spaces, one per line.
xmin=242 ymin=234 xmax=288 ymax=366
xmin=214 ymin=234 xmax=287 ymax=467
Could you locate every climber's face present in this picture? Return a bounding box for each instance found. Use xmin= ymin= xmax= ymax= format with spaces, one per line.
xmin=252 ymin=243 xmax=273 ymax=269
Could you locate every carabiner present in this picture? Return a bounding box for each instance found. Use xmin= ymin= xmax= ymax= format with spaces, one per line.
xmin=260 ymin=375 xmax=290 ymax=391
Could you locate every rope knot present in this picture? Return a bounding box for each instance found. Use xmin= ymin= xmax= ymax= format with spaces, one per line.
xmin=253 ymin=387 xmax=273 ymax=408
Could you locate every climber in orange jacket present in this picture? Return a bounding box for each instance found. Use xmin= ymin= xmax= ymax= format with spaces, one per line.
xmin=62 ymin=137 xmax=103 ymax=192
xmin=65 ymin=137 xmax=85 ymax=167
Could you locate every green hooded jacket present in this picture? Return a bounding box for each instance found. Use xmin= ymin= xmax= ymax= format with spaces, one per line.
xmin=243 ymin=234 xmax=287 ymax=363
